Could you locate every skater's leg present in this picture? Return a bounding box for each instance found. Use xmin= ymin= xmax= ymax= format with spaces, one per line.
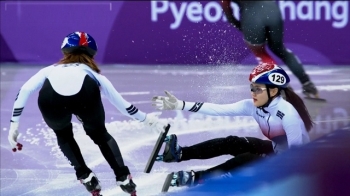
xmin=267 ymin=25 xmax=319 ymax=96
xmin=74 ymin=76 xmax=136 ymax=195
xmin=174 ymin=153 xmax=263 ymax=187
xmin=245 ymin=43 xmax=276 ymax=64
xmin=265 ymin=15 xmax=317 ymax=90
xmin=38 ymin=79 xmax=91 ymax=179
xmin=54 ymin=124 xmax=92 ymax=178
xmin=202 ymin=152 xmax=262 ymax=176
xmin=86 ymin=127 xmax=131 ymax=180
xmin=181 ymin=136 xmax=273 ymax=161
xmin=240 ymin=6 xmax=276 ymax=64
xmin=74 ymin=76 xmax=131 ymax=180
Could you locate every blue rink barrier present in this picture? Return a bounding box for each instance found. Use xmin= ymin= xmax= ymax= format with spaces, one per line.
xmin=170 ymin=125 xmax=350 ymax=196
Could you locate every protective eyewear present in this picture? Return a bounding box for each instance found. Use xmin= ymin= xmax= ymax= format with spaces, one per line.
xmin=250 ymin=84 xmax=267 ymax=94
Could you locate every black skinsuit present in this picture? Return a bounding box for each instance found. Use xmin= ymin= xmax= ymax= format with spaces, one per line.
xmin=222 ymin=0 xmax=318 ymax=96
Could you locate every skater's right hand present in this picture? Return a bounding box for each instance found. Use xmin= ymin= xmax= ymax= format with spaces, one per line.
xmin=8 ymin=122 xmax=23 ymax=152
xmin=152 ymin=91 xmax=184 ymax=110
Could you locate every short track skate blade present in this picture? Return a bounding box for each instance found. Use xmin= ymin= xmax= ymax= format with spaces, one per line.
xmin=144 ymin=124 xmax=171 ymax=173
xmin=304 ymin=97 xmax=327 ymax=102
xmin=161 ymin=172 xmax=174 ymax=193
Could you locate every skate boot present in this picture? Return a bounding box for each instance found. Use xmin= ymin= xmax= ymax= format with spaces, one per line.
xmin=117 ymin=174 xmax=137 ymax=196
xmin=171 ymin=170 xmax=202 ymax=187
xmin=157 ymin=134 xmax=182 ymax=162
xmin=302 ymin=81 xmax=319 ymax=98
xmin=79 ymin=172 xmax=101 ymax=196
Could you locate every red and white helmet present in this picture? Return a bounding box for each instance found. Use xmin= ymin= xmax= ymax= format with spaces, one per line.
xmin=249 ymin=63 xmax=290 ymax=88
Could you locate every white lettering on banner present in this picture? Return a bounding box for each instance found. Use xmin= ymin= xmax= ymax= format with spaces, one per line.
xmin=203 ymin=2 xmax=222 ymax=23
xmin=297 ymin=1 xmax=314 ymax=20
xmin=151 ymin=1 xmax=169 ymax=21
xmin=332 ymin=1 xmax=349 ymax=28
xmin=169 ymin=2 xmax=188 ymax=29
xmin=151 ymin=1 xmax=348 ymax=29
xmin=279 ymin=0 xmax=348 ymax=28
xmin=187 ymin=2 xmax=203 ymax=23
xmin=151 ymin=1 xmax=239 ymax=29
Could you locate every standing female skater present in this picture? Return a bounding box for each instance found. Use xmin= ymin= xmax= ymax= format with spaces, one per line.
xmin=7 ymin=31 xmax=165 ymax=196
xmin=221 ymin=0 xmax=319 ymax=99
xmin=152 ymin=62 xmax=313 ymax=187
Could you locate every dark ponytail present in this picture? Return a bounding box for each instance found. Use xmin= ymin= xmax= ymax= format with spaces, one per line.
xmin=283 ymin=88 xmax=314 ymax=131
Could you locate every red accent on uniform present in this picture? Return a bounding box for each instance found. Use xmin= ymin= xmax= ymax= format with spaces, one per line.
xmin=249 ymin=62 xmax=276 ymax=81
xmin=221 ymin=0 xmax=233 ymax=16
xmin=247 ymin=44 xmax=276 ymax=65
xmin=260 ymin=128 xmax=286 ymax=140
xmin=79 ymin=32 xmax=88 ymax=46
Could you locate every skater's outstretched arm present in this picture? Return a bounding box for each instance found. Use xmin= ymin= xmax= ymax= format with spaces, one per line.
xmin=152 ymin=91 xmax=254 ymax=116
xmin=8 ymin=65 xmax=54 ymax=152
xmin=93 ymin=73 xmax=147 ymax=121
xmin=85 ymin=66 xmax=166 ymax=132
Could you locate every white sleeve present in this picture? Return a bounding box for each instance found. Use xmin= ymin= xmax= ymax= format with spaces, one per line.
xmin=282 ymin=114 xmax=304 ymax=147
xmin=11 ymin=66 xmax=53 ymax=122
xmin=97 ymin=74 xmax=146 ymax=121
xmin=183 ymin=99 xmax=254 ymax=116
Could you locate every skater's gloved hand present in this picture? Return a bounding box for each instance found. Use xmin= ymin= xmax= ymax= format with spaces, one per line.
xmin=152 ymin=91 xmax=184 ymax=110
xmin=142 ymin=112 xmax=167 ymax=134
xmin=8 ymin=122 xmax=23 ymax=152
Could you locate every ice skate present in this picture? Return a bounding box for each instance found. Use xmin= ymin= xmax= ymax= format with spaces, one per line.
xmin=118 ymin=174 xmax=137 ymax=196
xmin=79 ymin=172 xmax=102 ymax=196
xmin=302 ymin=81 xmax=326 ymax=101
xmin=156 ymin=134 xmax=182 ymax=162
xmin=162 ymin=170 xmax=205 ymax=192
xmin=173 ymin=170 xmax=196 ymax=187
xmin=144 ymin=124 xmax=171 ymax=173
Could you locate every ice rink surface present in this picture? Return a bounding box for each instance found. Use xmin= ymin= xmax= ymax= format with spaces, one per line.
xmin=1 ymin=64 xmax=350 ymax=196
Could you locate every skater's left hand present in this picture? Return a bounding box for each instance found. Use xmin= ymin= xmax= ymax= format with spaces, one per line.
xmin=142 ymin=112 xmax=167 ymax=134
xmin=8 ymin=122 xmax=23 ymax=152
xmin=152 ymin=91 xmax=184 ymax=110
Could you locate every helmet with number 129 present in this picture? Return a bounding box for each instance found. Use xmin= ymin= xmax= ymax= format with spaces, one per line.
xmin=249 ymin=63 xmax=290 ymax=88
